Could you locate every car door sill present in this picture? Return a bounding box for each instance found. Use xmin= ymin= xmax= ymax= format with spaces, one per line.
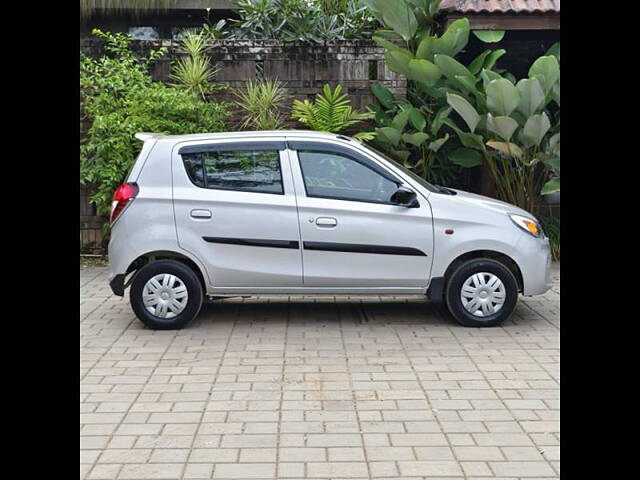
xmin=207 ymin=287 xmax=427 ymax=295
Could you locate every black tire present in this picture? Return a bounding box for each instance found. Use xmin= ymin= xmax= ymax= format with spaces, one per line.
xmin=444 ymin=258 xmax=518 ymax=327
xmin=130 ymin=260 xmax=203 ymax=330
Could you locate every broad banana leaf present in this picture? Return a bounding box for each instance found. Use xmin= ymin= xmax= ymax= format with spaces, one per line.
xmin=416 ymin=35 xmax=434 ymax=61
xmin=469 ymin=50 xmax=492 ymax=75
xmin=483 ymin=49 xmax=506 ymax=71
xmin=486 ymin=114 xmax=519 ymax=142
xmin=446 ymin=93 xmax=480 ymax=132
xmin=433 ymin=18 xmax=469 ymax=57
xmin=391 ymin=111 xmax=410 ymax=131
xmin=376 ymin=127 xmax=402 ymax=146
xmin=473 ymin=30 xmax=505 ymax=43
xmin=528 ymin=55 xmax=560 ymax=94
xmin=371 ymin=83 xmax=395 ymax=109
xmin=428 ymin=133 xmax=449 ymax=152
xmin=407 ymin=108 xmax=427 ymax=131
xmin=516 ymin=77 xmax=545 ymax=118
xmin=407 ymin=58 xmax=442 ymax=86
xmin=402 ymin=132 xmax=430 ymax=146
xmin=522 ymin=113 xmax=551 ymax=147
xmin=385 ymin=49 xmax=413 ymax=76
xmin=541 ymin=177 xmax=560 ymax=195
xmin=487 ymin=141 xmax=523 ymax=158
xmin=449 ymin=147 xmax=483 ymax=167
xmin=486 ymin=78 xmax=520 ymax=116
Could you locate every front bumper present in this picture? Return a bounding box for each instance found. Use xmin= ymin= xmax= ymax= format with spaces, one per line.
xmin=512 ymin=232 xmax=552 ymax=296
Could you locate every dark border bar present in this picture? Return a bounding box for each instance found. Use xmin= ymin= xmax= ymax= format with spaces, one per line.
xmin=303 ymin=241 xmax=426 ymax=256
xmin=203 ymin=237 xmax=299 ymax=249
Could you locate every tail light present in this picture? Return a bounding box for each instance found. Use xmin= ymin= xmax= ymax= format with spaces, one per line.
xmin=110 ymin=182 xmax=139 ymax=224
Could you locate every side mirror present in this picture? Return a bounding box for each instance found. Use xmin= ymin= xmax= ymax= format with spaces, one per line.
xmin=390 ymin=186 xmax=419 ymax=207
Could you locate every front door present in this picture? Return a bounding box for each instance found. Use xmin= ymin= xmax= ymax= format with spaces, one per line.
xmin=173 ymin=139 xmax=303 ymax=289
xmin=287 ymin=141 xmax=434 ymax=289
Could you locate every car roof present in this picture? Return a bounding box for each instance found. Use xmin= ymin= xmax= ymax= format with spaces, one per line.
xmin=135 ymin=130 xmax=354 ymax=143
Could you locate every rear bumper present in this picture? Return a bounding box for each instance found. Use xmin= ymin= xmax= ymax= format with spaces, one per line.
xmin=109 ymin=274 xmax=125 ymax=297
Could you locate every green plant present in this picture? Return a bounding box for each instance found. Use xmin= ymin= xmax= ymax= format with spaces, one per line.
xmin=363 ymin=1 xmax=505 ymax=184
xmin=540 ymin=215 xmax=560 ymax=261
xmin=291 ymin=84 xmax=375 ymax=139
xmin=202 ymin=19 xmax=227 ymax=39
xmin=80 ymin=29 xmax=228 ymax=222
xmin=364 ymin=1 xmax=506 ymax=105
xmin=170 ymin=30 xmax=220 ymax=100
xmin=80 ymin=0 xmax=176 ymax=18
xmin=234 ymin=78 xmax=289 ymax=130
xmin=368 ymin=83 xmax=451 ymax=180
xmin=364 ymin=0 xmax=561 ymax=210
xmin=444 ymin=55 xmax=560 ymax=214
xmin=319 ymin=0 xmax=349 ymax=15
xmin=228 ymin=0 xmax=376 ymax=43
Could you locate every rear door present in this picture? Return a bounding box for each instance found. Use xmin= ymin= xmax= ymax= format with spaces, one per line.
xmin=172 ymin=139 xmax=302 ymax=289
xmin=287 ymin=140 xmax=434 ymax=289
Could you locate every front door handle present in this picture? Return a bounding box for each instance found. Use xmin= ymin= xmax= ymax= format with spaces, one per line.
xmin=315 ymin=217 xmax=337 ymax=228
xmin=190 ymin=209 xmax=212 ymax=219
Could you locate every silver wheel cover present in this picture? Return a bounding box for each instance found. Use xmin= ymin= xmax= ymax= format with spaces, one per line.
xmin=460 ymin=272 xmax=506 ymax=318
xmin=142 ymin=273 xmax=189 ymax=319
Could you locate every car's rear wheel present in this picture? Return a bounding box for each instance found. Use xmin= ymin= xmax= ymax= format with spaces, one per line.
xmin=445 ymin=258 xmax=518 ymax=327
xmin=130 ymin=260 xmax=203 ymax=330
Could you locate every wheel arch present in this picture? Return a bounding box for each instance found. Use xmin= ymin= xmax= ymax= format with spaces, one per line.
xmin=126 ymin=250 xmax=208 ymax=293
xmin=427 ymin=250 xmax=524 ymax=302
xmin=444 ymin=250 xmax=524 ymax=292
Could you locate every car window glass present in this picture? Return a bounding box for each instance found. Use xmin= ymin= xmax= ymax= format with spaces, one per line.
xmin=298 ymin=151 xmax=398 ymax=203
xmin=181 ymin=149 xmax=283 ymax=194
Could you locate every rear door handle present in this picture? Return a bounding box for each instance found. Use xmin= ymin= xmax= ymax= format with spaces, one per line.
xmin=315 ymin=217 xmax=337 ymax=228
xmin=190 ymin=209 xmax=212 ymax=219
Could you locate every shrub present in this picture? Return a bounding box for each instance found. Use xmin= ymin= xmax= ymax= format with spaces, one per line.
xmin=80 ymin=30 xmax=228 ymax=220
xmin=364 ymin=0 xmax=560 ymax=212
xmin=444 ymin=55 xmax=560 ymax=214
xmin=234 ymin=78 xmax=289 ymax=130
xmin=291 ymin=84 xmax=375 ymax=139
xmin=169 ymin=29 xmax=221 ymax=100
xmin=227 ymin=0 xmax=377 ymax=43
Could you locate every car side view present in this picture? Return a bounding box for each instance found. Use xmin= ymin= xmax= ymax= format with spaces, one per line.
xmin=108 ymin=130 xmax=551 ymax=329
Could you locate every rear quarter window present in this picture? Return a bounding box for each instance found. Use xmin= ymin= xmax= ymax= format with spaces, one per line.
xmin=181 ymin=149 xmax=283 ymax=194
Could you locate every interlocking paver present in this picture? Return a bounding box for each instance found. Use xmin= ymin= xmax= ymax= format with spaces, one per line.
xmin=80 ymin=264 xmax=559 ymax=478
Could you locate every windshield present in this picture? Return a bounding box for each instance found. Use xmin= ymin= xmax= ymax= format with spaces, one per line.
xmin=359 ymin=143 xmax=439 ymax=193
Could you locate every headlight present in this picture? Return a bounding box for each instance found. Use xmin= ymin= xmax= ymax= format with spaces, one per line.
xmin=509 ymin=214 xmax=541 ymax=237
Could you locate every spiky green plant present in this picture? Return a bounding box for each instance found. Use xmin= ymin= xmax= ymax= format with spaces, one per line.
xmin=80 ymin=0 xmax=177 ymax=18
xmin=234 ymin=78 xmax=289 ymax=130
xmin=169 ymin=30 xmax=219 ymax=100
xmin=291 ymin=84 xmax=375 ymax=140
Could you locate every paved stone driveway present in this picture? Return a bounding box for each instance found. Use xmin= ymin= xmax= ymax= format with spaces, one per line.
xmin=81 ymin=265 xmax=559 ymax=480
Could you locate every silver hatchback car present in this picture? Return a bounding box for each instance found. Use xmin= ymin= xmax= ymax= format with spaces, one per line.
xmin=108 ymin=130 xmax=551 ymax=329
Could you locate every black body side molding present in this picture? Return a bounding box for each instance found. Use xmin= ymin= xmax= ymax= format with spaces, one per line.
xmin=203 ymin=237 xmax=299 ymax=249
xmin=303 ymin=241 xmax=427 ymax=257
xmin=202 ymin=237 xmax=427 ymax=257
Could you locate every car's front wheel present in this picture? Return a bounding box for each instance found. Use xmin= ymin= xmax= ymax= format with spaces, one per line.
xmin=445 ymin=258 xmax=519 ymax=327
xmin=130 ymin=260 xmax=203 ymax=330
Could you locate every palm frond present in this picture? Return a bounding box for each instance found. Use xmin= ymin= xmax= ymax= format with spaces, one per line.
xmin=291 ymin=83 xmax=375 ymax=136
